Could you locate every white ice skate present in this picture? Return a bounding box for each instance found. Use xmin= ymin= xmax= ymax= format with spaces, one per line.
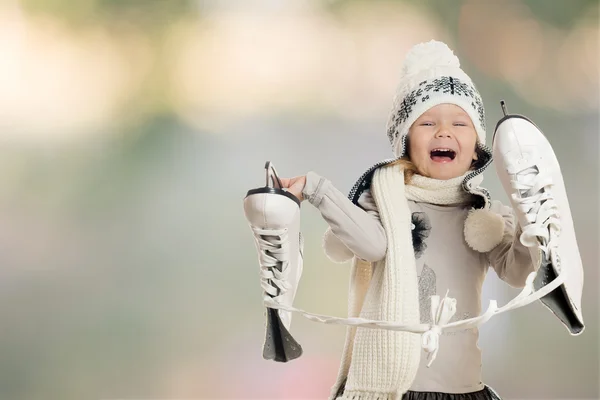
xmin=243 ymin=161 xmax=304 ymax=361
xmin=493 ymin=101 xmax=584 ymax=335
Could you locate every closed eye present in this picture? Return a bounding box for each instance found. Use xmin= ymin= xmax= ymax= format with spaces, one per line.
xmin=453 ymin=122 xmax=468 ymax=126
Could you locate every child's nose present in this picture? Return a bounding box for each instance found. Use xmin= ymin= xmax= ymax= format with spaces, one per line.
xmin=435 ymin=127 xmax=454 ymax=138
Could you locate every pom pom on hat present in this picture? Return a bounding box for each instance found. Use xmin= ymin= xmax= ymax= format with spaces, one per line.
xmin=464 ymin=208 xmax=505 ymax=253
xmin=386 ymin=39 xmax=488 ymax=158
xmin=401 ymin=40 xmax=460 ymax=77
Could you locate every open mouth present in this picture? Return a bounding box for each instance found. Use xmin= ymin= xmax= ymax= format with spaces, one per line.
xmin=430 ymin=148 xmax=456 ymax=163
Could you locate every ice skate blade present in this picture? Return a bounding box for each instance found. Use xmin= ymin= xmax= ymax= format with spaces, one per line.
xmin=262 ymin=307 xmax=303 ymax=362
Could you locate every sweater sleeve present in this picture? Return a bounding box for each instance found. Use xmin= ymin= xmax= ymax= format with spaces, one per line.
xmin=485 ymin=200 xmax=537 ymax=288
xmin=302 ymin=171 xmax=387 ymax=263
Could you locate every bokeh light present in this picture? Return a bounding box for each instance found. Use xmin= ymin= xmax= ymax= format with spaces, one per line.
xmin=0 ymin=1 xmax=597 ymax=399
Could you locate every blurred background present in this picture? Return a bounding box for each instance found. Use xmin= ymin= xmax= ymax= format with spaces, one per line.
xmin=0 ymin=0 xmax=597 ymax=399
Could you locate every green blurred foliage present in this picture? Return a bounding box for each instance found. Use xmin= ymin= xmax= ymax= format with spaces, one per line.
xmin=521 ymin=0 xmax=598 ymax=27
xmin=20 ymin=0 xmax=198 ymax=29
xmin=327 ymin=0 xmax=598 ymax=29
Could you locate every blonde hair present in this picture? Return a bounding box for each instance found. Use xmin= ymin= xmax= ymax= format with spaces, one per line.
xmin=388 ymin=157 xmax=419 ymax=185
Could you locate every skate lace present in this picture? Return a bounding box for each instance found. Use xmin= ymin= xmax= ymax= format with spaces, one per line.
xmin=258 ymin=162 xmax=569 ymax=367
xmin=421 ymin=289 xmax=456 ymax=367
xmin=251 ymin=227 xmax=291 ymax=304
xmin=510 ymin=162 xmax=561 ymax=260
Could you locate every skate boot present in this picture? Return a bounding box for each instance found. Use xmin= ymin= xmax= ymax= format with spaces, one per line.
xmin=493 ymin=101 xmax=584 ymax=335
xmin=243 ymin=161 xmax=304 ymax=361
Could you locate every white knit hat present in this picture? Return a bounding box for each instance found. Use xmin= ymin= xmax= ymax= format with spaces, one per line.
xmin=386 ymin=40 xmax=487 ymax=158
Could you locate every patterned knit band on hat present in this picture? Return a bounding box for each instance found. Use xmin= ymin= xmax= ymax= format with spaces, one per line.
xmin=386 ymin=40 xmax=487 ymax=158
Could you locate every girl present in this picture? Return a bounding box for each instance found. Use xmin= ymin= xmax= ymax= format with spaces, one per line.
xmin=279 ymin=40 xmax=533 ymax=400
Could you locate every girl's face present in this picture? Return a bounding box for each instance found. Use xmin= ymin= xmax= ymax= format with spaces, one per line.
xmin=408 ymin=103 xmax=479 ymax=180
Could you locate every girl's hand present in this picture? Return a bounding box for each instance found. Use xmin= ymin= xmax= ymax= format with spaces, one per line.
xmin=279 ymin=176 xmax=306 ymax=202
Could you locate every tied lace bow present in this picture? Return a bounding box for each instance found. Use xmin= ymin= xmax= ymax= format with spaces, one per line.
xmin=421 ymin=289 xmax=456 ymax=367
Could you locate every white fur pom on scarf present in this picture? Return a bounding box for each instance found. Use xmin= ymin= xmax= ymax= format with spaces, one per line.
xmin=322 ymin=227 xmax=354 ymax=263
xmin=463 ymin=208 xmax=505 ymax=253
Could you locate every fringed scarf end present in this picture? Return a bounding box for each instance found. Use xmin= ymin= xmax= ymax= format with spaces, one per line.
xmin=336 ymin=389 xmax=404 ymax=400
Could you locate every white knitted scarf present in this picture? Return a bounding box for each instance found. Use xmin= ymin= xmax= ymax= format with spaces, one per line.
xmin=332 ymin=166 xmax=473 ymax=400
xmin=405 ymin=172 xmax=474 ymax=205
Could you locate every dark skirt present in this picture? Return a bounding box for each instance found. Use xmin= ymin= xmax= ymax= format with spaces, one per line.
xmin=335 ymin=378 xmax=502 ymax=400
xmin=402 ymin=386 xmax=502 ymax=400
